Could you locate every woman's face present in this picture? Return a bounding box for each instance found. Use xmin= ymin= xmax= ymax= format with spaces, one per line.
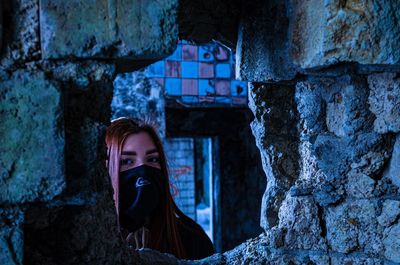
xmin=119 ymin=131 xmax=161 ymax=172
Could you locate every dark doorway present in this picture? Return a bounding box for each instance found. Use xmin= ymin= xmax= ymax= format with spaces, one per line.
xmin=166 ymin=107 xmax=266 ymax=252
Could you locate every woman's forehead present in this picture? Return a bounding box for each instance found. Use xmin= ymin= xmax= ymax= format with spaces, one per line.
xmin=122 ymin=132 xmax=157 ymax=152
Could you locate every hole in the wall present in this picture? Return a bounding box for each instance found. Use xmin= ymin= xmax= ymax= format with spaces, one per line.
xmin=110 ymin=40 xmax=266 ymax=256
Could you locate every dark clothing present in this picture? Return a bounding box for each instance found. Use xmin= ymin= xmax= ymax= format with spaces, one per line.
xmin=176 ymin=216 xmax=215 ymax=260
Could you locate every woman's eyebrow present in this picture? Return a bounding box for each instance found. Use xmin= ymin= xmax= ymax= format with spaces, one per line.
xmin=121 ymin=151 xmax=136 ymax=155
xmin=146 ymin=149 xmax=158 ymax=155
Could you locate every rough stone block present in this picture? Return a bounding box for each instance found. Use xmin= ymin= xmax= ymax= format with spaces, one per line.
xmin=236 ymin=0 xmax=298 ymax=82
xmin=0 ymin=208 xmax=24 ymax=265
xmin=330 ymin=256 xmax=383 ymax=265
xmin=368 ymin=72 xmax=400 ymax=134
xmin=326 ymin=200 xmax=382 ymax=255
xmin=383 ymin=222 xmax=400 ymax=263
xmin=295 ymin=81 xmax=324 ymax=139
xmin=0 ymin=70 xmax=65 ymax=203
xmin=377 ymin=200 xmax=400 ymax=228
xmin=289 ymin=0 xmax=400 ymax=69
xmin=237 ymin=0 xmax=400 ymax=82
xmin=40 ymin=0 xmax=178 ymax=59
xmin=112 ymin=71 xmax=166 ymax=137
xmin=292 ymin=77 xmax=394 ymax=206
xmin=296 ymin=75 xmax=373 ymax=139
xmin=345 ymin=171 xmax=376 ymax=198
xmin=24 ymin=191 xmax=137 ymax=264
xmin=325 ymin=77 xmax=371 ymax=137
xmin=248 ymin=82 xmax=300 ymax=230
xmin=0 ymin=0 xmax=41 ymax=67
xmin=383 ymin=134 xmax=400 ymax=189
xmin=0 ymin=1 xmax=2 ymax=52
xmin=278 ymin=195 xmax=327 ymax=250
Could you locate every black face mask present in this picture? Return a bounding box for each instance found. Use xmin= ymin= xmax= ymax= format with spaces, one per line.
xmin=118 ymin=165 xmax=164 ymax=232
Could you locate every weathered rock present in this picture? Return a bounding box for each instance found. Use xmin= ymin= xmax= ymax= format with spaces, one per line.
xmin=24 ymin=189 xmax=138 ymax=265
xmin=178 ymin=0 xmax=240 ymax=48
xmin=236 ymin=0 xmax=298 ymax=82
xmin=0 ymin=1 xmax=2 ymax=53
xmin=330 ymin=256 xmax=383 ymax=265
xmin=345 ymin=171 xmax=376 ymax=198
xmin=368 ymin=72 xmax=400 ymax=134
xmin=112 ymin=71 xmax=166 ymax=137
xmin=40 ymin=0 xmax=178 ymax=59
xmin=383 ymin=133 xmax=400 ymax=189
xmin=0 ymin=70 xmax=65 ymax=204
xmin=0 ymin=208 xmax=24 ymax=265
xmin=289 ymin=0 xmax=400 ymax=69
xmin=248 ymin=82 xmax=299 ymax=230
xmin=382 ymin=222 xmax=400 ymax=263
xmin=377 ymin=200 xmax=400 ymax=228
xmin=0 ymin=0 xmax=41 ymax=67
xmin=278 ymin=195 xmax=327 ymax=251
xmin=237 ymin=0 xmax=400 ymax=82
xmin=325 ymin=76 xmax=373 ymax=137
xmin=326 ymin=200 xmax=382 ymax=255
xmin=292 ymin=77 xmax=394 ymax=206
xmin=42 ymin=60 xmax=116 ymax=88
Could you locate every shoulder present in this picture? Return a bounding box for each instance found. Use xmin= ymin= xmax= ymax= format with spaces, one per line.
xmin=177 ymin=217 xmax=215 ymax=260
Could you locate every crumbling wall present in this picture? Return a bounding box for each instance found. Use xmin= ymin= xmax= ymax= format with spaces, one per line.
xmin=1 ymin=0 xmax=399 ymax=264
xmin=230 ymin=0 xmax=400 ymax=264
xmin=0 ymin=0 xmax=177 ymax=264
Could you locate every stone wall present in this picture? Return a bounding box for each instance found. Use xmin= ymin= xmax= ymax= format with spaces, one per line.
xmin=1 ymin=0 xmax=399 ymax=264
xmin=0 ymin=0 xmax=177 ymax=264
xmin=229 ymin=0 xmax=400 ymax=264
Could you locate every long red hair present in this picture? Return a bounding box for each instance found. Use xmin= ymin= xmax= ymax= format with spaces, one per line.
xmin=105 ymin=117 xmax=195 ymax=259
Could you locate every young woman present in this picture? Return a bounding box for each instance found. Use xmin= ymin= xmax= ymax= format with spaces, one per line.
xmin=105 ymin=117 xmax=215 ymax=260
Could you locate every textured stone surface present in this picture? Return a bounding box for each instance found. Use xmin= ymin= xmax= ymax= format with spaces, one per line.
xmin=292 ymin=76 xmax=395 ymax=206
xmin=368 ymin=72 xmax=400 ymax=134
xmin=326 ymin=200 xmax=381 ymax=254
xmin=40 ymin=0 xmax=178 ymax=59
xmin=290 ymin=0 xmax=400 ymax=69
xmin=248 ymin=82 xmax=299 ymax=229
xmin=58 ymin=62 xmax=115 ymax=200
xmin=0 ymin=70 xmax=65 ymax=204
xmin=236 ymin=0 xmax=298 ymax=82
xmin=0 ymin=208 xmax=24 ymax=265
xmin=1 ymin=0 xmax=400 ymax=264
xmin=329 ymin=256 xmax=383 ymax=265
xmin=237 ymin=0 xmax=400 ymax=82
xmin=0 ymin=0 xmax=41 ymax=68
xmin=112 ymin=71 xmax=166 ymax=137
xmin=24 ymin=189 xmax=137 ymax=265
xmin=383 ymin=222 xmax=400 ymax=263
xmin=377 ymin=200 xmax=400 ymax=228
xmin=278 ymin=195 xmax=326 ymax=250
xmin=0 ymin=1 xmax=2 ymax=52
xmin=178 ymin=0 xmax=240 ymax=48
xmin=383 ymin=134 xmax=400 ymax=189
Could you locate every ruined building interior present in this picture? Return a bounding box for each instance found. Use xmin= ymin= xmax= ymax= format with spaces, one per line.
xmin=0 ymin=0 xmax=399 ymax=264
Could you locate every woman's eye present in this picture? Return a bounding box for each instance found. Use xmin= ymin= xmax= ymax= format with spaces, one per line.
xmin=148 ymin=157 xmax=160 ymax=163
xmin=120 ymin=159 xmax=134 ymax=165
